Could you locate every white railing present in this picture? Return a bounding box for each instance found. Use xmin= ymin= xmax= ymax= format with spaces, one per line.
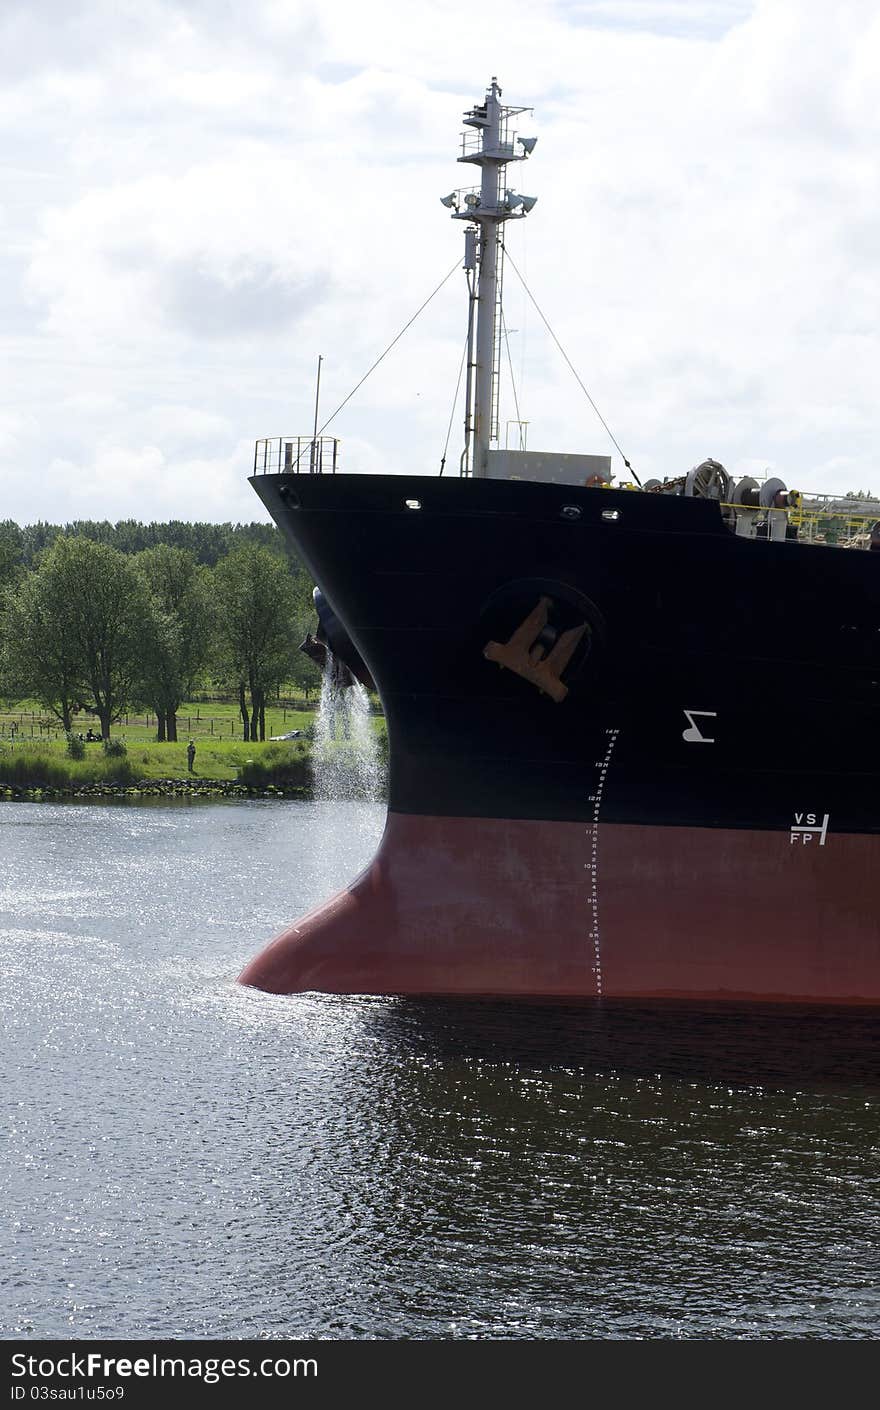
xmin=253 ymin=437 xmax=340 ymax=475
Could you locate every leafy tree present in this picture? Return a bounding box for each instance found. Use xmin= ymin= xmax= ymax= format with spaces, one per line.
xmin=1 ymin=569 xmax=87 ymax=732
xmin=212 ymin=545 xmax=299 ymax=741
xmin=19 ymin=522 xmax=61 ymax=567
xmin=0 ymin=521 xmax=24 ymax=593
xmin=3 ymin=536 xmax=151 ymax=739
xmin=136 ymin=545 xmax=214 ymax=741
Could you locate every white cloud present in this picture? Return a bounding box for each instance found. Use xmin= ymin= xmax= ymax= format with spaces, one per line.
xmin=1 ymin=0 xmax=879 ymax=528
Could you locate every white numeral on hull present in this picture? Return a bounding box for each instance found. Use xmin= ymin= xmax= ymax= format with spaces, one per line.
xmin=586 ymin=728 xmax=620 ymax=996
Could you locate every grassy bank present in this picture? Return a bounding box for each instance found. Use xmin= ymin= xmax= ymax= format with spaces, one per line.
xmin=0 ymin=698 xmax=318 ymax=760
xmin=0 ymin=709 xmax=388 ymax=798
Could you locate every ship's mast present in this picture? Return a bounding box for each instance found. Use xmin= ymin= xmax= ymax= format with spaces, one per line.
xmin=443 ymin=78 xmax=536 ymax=478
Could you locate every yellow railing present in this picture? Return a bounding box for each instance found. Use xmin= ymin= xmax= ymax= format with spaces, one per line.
xmin=718 ymin=500 xmax=878 ymax=546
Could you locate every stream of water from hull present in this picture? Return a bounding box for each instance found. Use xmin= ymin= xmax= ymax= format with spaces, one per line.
xmin=311 ymin=657 xmax=386 ymax=856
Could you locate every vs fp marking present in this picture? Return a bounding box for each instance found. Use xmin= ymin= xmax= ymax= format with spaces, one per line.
xmin=682 ymin=709 xmax=717 ymax=744
xmin=790 ymin=812 xmax=830 ymax=846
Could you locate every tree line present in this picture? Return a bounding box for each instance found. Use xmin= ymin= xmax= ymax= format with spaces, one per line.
xmin=0 ymin=517 xmax=283 ymax=575
xmin=0 ymin=523 xmax=320 ymax=743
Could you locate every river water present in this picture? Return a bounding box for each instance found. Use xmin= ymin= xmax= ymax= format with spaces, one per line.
xmin=1 ymin=800 xmax=877 ymax=1341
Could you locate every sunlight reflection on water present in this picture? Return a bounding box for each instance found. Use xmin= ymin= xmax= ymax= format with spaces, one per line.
xmin=1 ymin=800 xmax=878 ymax=1340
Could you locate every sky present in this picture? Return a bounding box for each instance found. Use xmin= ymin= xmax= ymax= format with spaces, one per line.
xmin=2 ymin=0 xmax=879 ymax=527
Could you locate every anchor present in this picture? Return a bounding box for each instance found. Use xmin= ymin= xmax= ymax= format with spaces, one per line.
xmin=483 ymin=595 xmax=588 ymax=702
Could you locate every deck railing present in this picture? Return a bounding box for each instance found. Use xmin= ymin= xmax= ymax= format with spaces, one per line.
xmin=719 ymin=501 xmax=879 ymax=547
xmin=253 ymin=437 xmax=339 ymax=475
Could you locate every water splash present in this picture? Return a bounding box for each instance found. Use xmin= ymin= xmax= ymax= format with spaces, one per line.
xmin=311 ymin=656 xmax=385 ymax=804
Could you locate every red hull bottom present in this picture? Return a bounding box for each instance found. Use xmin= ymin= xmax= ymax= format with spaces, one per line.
xmin=237 ymin=812 xmax=880 ymax=1005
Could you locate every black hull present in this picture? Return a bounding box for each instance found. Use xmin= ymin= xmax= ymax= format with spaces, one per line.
xmin=240 ymin=472 xmax=880 ymax=1004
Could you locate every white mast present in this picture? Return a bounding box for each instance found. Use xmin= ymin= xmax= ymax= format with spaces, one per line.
xmin=442 ymin=78 xmax=537 ymax=478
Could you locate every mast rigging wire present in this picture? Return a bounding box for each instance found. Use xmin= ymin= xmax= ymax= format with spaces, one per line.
xmin=439 ymin=332 xmax=469 ymax=477
xmin=310 ymin=258 xmax=462 ymax=453
xmin=504 ymin=250 xmax=641 ymax=486
xmin=500 ymin=303 xmax=523 ymax=446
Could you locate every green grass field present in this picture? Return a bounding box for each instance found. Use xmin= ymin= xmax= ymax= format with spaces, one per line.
xmin=0 ymin=697 xmax=386 ymax=788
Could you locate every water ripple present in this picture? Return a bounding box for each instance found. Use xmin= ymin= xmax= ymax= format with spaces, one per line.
xmin=0 ymin=801 xmax=877 ymax=1340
